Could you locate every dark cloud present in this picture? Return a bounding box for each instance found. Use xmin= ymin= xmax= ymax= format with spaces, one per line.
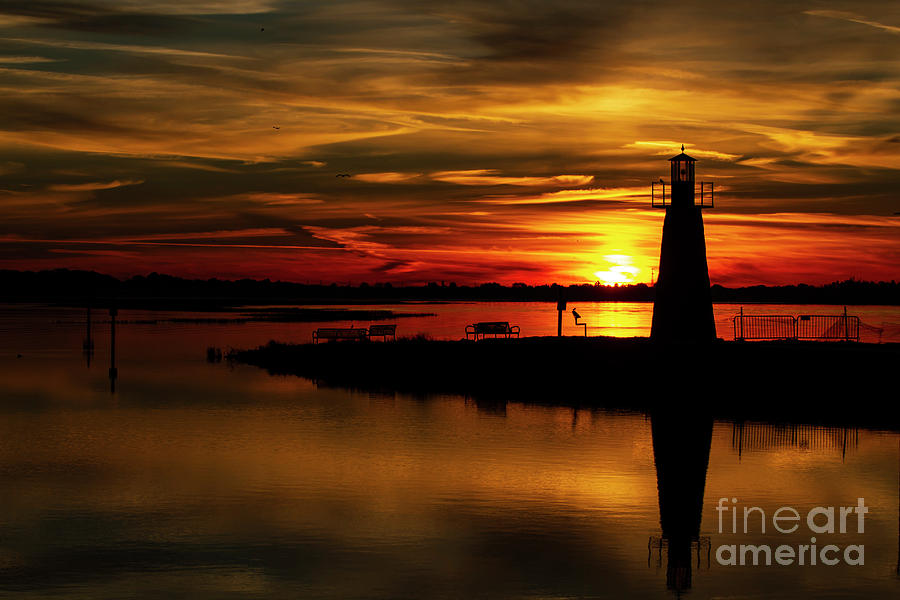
xmin=0 ymin=1 xmax=107 ymax=21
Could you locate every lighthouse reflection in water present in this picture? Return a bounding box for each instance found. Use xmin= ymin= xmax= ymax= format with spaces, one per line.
xmin=649 ymin=410 xmax=714 ymax=593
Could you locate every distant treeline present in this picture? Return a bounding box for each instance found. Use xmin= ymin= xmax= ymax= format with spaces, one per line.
xmin=0 ymin=269 xmax=898 ymax=307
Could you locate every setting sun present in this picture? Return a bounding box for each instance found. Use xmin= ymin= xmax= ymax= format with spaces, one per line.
xmin=593 ymin=255 xmax=641 ymax=285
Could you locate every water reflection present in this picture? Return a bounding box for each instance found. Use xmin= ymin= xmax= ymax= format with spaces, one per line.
xmin=82 ymin=306 xmax=94 ymax=368
xmin=467 ymin=394 xmax=508 ymax=416
xmin=650 ymin=410 xmax=713 ymax=594
xmin=732 ymin=422 xmax=859 ymax=460
xmin=0 ymin=306 xmax=898 ymax=598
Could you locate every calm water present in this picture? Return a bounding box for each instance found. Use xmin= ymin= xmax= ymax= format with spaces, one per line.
xmin=1 ymin=303 xmax=898 ymax=599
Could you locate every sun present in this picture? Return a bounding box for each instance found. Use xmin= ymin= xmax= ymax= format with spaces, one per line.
xmin=593 ymin=254 xmax=640 ymax=285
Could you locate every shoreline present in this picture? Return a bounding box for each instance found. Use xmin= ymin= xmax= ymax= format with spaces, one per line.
xmin=229 ymin=336 xmax=900 ymax=431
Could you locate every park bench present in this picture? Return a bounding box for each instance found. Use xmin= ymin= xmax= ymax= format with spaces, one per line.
xmin=465 ymin=321 xmax=520 ymax=340
xmin=367 ymin=324 xmax=397 ymax=341
xmin=312 ymin=327 xmax=368 ymax=343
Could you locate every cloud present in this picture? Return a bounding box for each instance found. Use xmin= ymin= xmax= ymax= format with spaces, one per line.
xmin=127 ymin=227 xmax=293 ymax=241
xmin=48 ymin=179 xmax=144 ymax=191
xmin=2 ymin=37 xmax=249 ymax=60
xmin=353 ymin=172 xmax=423 ymax=183
xmin=0 ymin=14 xmax=54 ymax=27
xmin=476 ymin=187 xmax=646 ymax=205
xmin=0 ymin=56 xmax=59 ymax=63
xmin=806 ymin=10 xmax=900 ymax=35
xmin=223 ymin=192 xmax=323 ymax=206
xmin=0 ymin=1 xmax=274 ymax=23
xmin=0 ymin=160 xmax=24 ymax=174
xmin=625 ymin=141 xmax=740 ymax=161
xmin=430 ymin=170 xmax=594 ymax=186
xmin=331 ymin=46 xmax=464 ymax=64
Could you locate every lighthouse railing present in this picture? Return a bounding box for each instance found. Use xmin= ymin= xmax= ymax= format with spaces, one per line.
xmin=650 ymin=181 xmax=714 ymax=208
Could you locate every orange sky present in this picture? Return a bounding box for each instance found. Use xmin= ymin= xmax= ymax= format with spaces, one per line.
xmin=0 ymin=1 xmax=898 ymax=285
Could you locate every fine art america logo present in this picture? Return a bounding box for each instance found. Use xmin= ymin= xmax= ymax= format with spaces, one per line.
xmin=714 ymin=498 xmax=867 ymax=566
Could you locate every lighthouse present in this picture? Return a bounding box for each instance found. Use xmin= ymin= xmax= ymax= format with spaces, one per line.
xmin=650 ymin=146 xmax=717 ymax=342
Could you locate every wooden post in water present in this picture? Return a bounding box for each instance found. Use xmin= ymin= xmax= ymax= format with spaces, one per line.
xmin=84 ymin=306 xmax=93 ymax=349
xmin=83 ymin=305 xmax=94 ymax=367
xmin=556 ymin=291 xmax=566 ymax=337
xmin=109 ymin=307 xmax=118 ymax=393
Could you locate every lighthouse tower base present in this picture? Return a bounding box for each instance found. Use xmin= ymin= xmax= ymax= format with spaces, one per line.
xmin=651 ymin=205 xmax=717 ymax=342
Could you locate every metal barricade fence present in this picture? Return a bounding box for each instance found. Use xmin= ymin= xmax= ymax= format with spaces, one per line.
xmin=733 ymin=310 xmax=861 ymax=342
xmin=732 ymin=315 xmax=796 ymax=340
xmin=796 ymin=314 xmax=860 ymax=341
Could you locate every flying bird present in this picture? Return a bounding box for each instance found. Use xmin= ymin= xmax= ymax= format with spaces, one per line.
xmin=335 ymin=173 xmax=352 ymax=178
xmin=272 ymin=125 xmax=280 ymax=130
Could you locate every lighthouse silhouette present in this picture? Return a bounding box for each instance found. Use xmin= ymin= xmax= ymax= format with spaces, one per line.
xmin=650 ymin=145 xmax=717 ymax=342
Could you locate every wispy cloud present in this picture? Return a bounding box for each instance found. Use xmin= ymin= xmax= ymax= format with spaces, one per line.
xmin=476 ymin=187 xmax=646 ymax=205
xmin=48 ymin=179 xmax=144 ymax=192
xmin=806 ymin=10 xmax=900 ymax=34
xmin=430 ymin=170 xmax=594 ymax=187
xmin=354 ymin=172 xmax=423 ymax=183
xmin=0 ymin=56 xmax=60 ymax=64
xmin=2 ymin=37 xmax=250 ymax=60
xmin=626 ymin=141 xmax=740 ymax=161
